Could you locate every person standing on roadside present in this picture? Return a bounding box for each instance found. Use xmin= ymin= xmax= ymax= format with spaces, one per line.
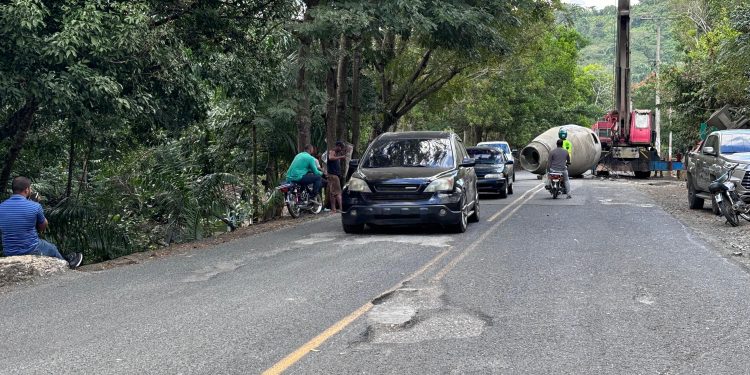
xmin=327 ymin=141 xmax=347 ymax=189
xmin=326 ymin=141 xmax=346 ymax=213
xmin=0 ymin=177 xmax=83 ymax=269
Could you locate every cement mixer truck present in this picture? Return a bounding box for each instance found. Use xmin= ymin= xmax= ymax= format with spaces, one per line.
xmin=520 ymin=125 xmax=602 ymax=177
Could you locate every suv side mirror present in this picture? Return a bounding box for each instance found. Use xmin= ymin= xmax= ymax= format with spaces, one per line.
xmin=505 ymin=160 xmax=514 ymax=165
xmin=349 ymin=159 xmax=359 ymax=168
xmin=703 ymin=147 xmax=716 ymax=156
xmin=460 ymin=157 xmax=475 ymax=167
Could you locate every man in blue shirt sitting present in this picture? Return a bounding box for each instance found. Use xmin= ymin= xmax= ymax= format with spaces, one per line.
xmin=0 ymin=177 xmax=83 ymax=269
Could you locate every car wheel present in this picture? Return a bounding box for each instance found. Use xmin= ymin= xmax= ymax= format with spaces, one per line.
xmin=343 ymin=223 xmax=365 ymax=234
xmin=469 ymin=196 xmax=480 ymax=223
xmin=507 ymin=181 xmax=514 ymax=195
xmin=450 ymin=197 xmax=468 ymax=233
xmin=687 ymin=176 xmax=704 ymax=209
xmin=512 ymin=171 xmax=516 ymax=182
xmin=498 ymin=183 xmax=508 ymax=199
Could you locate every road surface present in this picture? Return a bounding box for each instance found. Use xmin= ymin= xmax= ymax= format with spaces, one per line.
xmin=2 ymin=171 xmax=750 ymax=374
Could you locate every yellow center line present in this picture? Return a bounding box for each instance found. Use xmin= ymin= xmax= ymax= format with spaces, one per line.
xmin=432 ymin=184 xmax=543 ymax=281
xmin=262 ymin=183 xmax=543 ymax=374
xmin=262 ymin=246 xmax=454 ymax=375
xmin=487 ymin=183 xmax=544 ymax=222
xmin=261 ymin=302 xmax=373 ymax=375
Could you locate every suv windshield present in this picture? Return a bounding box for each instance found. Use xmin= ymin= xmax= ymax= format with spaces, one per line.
xmin=721 ymin=134 xmax=750 ymax=154
xmin=361 ymin=138 xmax=454 ymax=168
xmin=467 ymin=149 xmax=502 ymax=164
xmin=480 ymin=143 xmax=510 ymax=154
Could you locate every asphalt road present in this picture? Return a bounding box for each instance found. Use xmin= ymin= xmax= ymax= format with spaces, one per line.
xmin=3 ymin=171 xmax=750 ymax=374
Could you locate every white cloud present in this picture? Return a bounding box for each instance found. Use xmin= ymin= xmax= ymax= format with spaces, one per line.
xmin=563 ymin=0 xmax=640 ymax=9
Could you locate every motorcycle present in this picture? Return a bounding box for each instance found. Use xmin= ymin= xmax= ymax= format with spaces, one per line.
xmin=277 ymin=181 xmax=323 ymax=218
xmin=709 ymin=163 xmax=750 ymax=226
xmin=546 ymin=170 xmax=566 ymax=199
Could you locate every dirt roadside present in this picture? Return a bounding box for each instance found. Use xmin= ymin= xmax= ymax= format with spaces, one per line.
xmin=78 ymin=213 xmax=332 ymax=272
xmin=625 ymin=176 xmax=750 ymax=269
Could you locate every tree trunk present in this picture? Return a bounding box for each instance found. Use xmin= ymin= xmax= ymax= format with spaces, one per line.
xmin=65 ymin=125 xmax=76 ymax=198
xmin=350 ymin=42 xmax=363 ymax=156
xmin=322 ymin=38 xmax=338 ymax=151
xmin=373 ymin=31 xmax=395 ymax=139
xmin=294 ymin=0 xmax=319 ymax=151
xmin=252 ymin=121 xmax=259 ymax=223
xmin=335 ymin=34 xmax=351 ymax=142
xmin=474 ymin=126 xmax=483 ymax=145
xmin=76 ymin=138 xmax=93 ymax=198
xmin=0 ymin=99 xmax=38 ymax=194
xmin=295 ymin=37 xmax=312 ymax=152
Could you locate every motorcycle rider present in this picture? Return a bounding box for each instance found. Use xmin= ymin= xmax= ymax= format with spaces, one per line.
xmin=286 ymin=144 xmax=325 ymax=203
xmin=559 ymin=127 xmax=572 ymax=156
xmin=548 ymin=139 xmax=572 ymax=199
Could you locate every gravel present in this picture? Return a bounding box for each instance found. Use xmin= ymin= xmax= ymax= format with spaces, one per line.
xmin=0 ymin=255 xmax=68 ymax=287
xmin=623 ymin=176 xmax=750 ymax=269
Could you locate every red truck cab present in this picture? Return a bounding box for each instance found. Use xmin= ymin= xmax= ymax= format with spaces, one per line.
xmin=630 ymin=110 xmax=653 ymax=145
xmin=592 ymin=120 xmax=614 ymax=150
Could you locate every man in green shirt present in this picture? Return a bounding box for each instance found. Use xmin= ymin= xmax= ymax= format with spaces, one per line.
xmin=286 ymin=144 xmax=324 ymax=201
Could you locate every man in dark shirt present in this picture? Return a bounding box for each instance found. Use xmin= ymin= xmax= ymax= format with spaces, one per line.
xmin=548 ymin=139 xmax=572 ymax=199
xmin=0 ymin=177 xmax=83 ymax=268
xmin=327 ymin=141 xmax=347 ymax=186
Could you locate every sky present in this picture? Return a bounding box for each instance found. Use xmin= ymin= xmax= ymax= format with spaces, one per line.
xmin=562 ymin=0 xmax=640 ymax=9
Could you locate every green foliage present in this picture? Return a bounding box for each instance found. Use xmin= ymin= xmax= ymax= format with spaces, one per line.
xmin=661 ymin=0 xmax=750 ymax=151
xmin=561 ymin=1 xmax=680 ymax=83
xmin=405 ymin=24 xmax=606 ymax=147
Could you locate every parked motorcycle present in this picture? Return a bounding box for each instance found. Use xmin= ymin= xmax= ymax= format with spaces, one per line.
xmin=709 ymin=163 xmax=750 ymax=226
xmin=546 ymin=171 xmax=566 ymax=199
xmin=277 ymin=182 xmax=323 ymax=218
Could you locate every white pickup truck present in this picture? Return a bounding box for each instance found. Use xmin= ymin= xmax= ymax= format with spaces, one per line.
xmin=687 ymin=130 xmax=750 ymax=210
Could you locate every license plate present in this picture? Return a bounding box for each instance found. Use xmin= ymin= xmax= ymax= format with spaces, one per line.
xmin=715 ymin=194 xmax=722 ymax=203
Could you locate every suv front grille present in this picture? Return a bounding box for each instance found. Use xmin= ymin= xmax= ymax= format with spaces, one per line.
xmin=367 ymin=193 xmax=432 ymax=201
xmin=374 ymin=184 xmax=422 ymax=193
xmin=743 ymin=171 xmax=750 ymax=189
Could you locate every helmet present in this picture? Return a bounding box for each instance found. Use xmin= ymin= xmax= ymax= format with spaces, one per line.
xmin=558 ymin=128 xmax=568 ymax=140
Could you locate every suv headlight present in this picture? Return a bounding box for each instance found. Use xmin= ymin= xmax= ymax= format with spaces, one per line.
xmin=424 ymin=176 xmax=455 ymax=192
xmin=346 ymin=177 xmax=371 ymax=192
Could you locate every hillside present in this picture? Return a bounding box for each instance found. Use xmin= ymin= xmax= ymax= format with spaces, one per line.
xmin=561 ymin=0 xmax=680 ymax=84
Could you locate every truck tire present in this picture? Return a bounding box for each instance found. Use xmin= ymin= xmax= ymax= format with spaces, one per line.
xmin=687 ymin=176 xmax=704 ymax=209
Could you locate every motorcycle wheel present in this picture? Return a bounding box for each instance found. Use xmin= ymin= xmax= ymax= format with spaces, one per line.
xmin=286 ymin=192 xmax=301 ymax=218
xmin=552 ymin=186 xmax=559 ymax=199
xmin=309 ymin=193 xmax=323 ymax=214
xmin=720 ymin=193 xmax=739 ymax=227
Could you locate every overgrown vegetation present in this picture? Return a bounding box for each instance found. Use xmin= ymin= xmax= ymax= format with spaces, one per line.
xmin=5 ymin=0 xmax=742 ymax=262
xmin=564 ymin=0 xmax=750 ymax=152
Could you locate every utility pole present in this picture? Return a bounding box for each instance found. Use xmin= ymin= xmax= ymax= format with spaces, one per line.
xmin=654 ymin=22 xmax=662 ymax=155
xmin=640 ymin=16 xmax=672 ymax=156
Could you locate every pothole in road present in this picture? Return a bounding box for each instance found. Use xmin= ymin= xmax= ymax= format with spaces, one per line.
xmin=366 ymin=309 xmax=489 ymax=344
xmin=359 ymin=283 xmax=490 ymax=345
xmin=181 ymin=260 xmax=245 ymax=282
xmin=292 ymin=232 xmax=455 ymax=248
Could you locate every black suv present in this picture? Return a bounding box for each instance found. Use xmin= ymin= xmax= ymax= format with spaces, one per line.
xmin=467 ymin=146 xmax=514 ymax=198
xmin=341 ymin=131 xmax=479 ymax=233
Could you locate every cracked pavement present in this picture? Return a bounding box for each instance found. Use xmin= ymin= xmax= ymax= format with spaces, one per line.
xmin=2 ymin=171 xmax=750 ymax=374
